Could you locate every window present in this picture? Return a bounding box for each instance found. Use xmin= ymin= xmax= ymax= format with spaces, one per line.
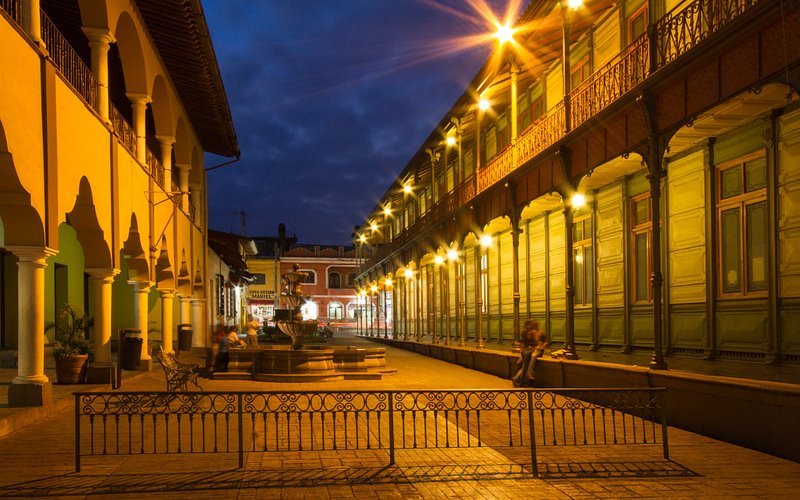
xmin=628 ymin=4 xmax=648 ymax=43
xmin=250 ymin=273 xmax=266 ymax=285
xmin=328 ymin=302 xmax=343 ymax=319
xmin=347 ymin=273 xmax=356 ymax=286
xmin=298 ymin=270 xmax=316 ymax=284
xmin=216 ymin=275 xmax=225 ymax=316
xmin=328 ymin=272 xmax=341 ymax=288
xmin=531 ymin=96 xmax=544 ymax=122
xmin=630 ymin=192 xmax=653 ymax=303
xmin=573 ymin=214 xmax=593 ymax=306
xmin=480 ymin=253 xmax=489 ymax=313
xmin=717 ymin=152 xmax=768 ymax=296
xmin=570 ymin=57 xmax=591 ymax=90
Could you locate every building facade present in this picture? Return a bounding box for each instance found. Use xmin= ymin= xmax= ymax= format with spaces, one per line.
xmin=0 ymin=0 xmax=238 ymax=405
xmin=356 ymin=0 xmax=800 ymax=374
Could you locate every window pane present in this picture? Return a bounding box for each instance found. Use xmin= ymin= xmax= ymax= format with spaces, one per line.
xmin=745 ymin=157 xmax=767 ymax=192
xmin=585 ymin=245 xmax=593 ymax=305
xmin=631 ymin=13 xmax=646 ymax=40
xmin=635 ymin=198 xmax=649 ymax=226
xmin=721 ymin=167 xmax=742 ymax=199
xmin=635 ymin=233 xmax=649 ymax=301
xmin=721 ymin=208 xmax=741 ymax=293
xmin=573 ymin=221 xmax=583 ymax=241
xmin=574 ymin=248 xmax=585 ymax=305
xmin=747 ymin=201 xmax=768 ymax=291
xmin=584 ymin=218 xmax=592 ymax=237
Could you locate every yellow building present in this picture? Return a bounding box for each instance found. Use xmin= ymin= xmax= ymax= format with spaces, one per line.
xmin=357 ymin=0 xmax=800 ymax=373
xmin=0 ymin=0 xmax=238 ymax=405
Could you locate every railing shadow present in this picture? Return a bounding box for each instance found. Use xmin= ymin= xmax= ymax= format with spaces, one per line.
xmin=0 ymin=460 xmax=697 ymax=496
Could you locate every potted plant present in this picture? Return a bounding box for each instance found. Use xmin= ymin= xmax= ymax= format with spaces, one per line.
xmin=46 ymin=305 xmax=93 ymax=384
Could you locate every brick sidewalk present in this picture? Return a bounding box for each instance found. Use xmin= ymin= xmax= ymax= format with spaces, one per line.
xmin=0 ymin=333 xmax=798 ymax=498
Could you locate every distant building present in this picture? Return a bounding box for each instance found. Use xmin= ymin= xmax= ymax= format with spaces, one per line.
xmin=247 ymin=225 xmax=358 ymax=328
xmin=207 ymin=231 xmax=257 ymax=332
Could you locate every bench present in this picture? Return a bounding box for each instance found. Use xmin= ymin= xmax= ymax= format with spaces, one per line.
xmin=157 ymin=347 xmax=202 ymax=392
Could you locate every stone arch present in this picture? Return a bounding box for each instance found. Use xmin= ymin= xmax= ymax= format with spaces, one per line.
xmin=177 ymin=250 xmax=191 ymax=295
xmin=0 ymin=120 xmax=45 ymax=247
xmin=576 ymin=154 xmax=646 ymax=194
xmin=483 ymin=215 xmax=512 ymax=237
xmin=66 ymin=177 xmax=112 ymax=269
xmin=150 ymin=74 xmax=175 ymax=138
xmin=174 ymin=116 xmax=192 ymax=166
xmin=122 ymin=213 xmax=149 ymax=281
xmin=193 ymin=261 xmax=203 ymax=294
xmin=520 ymin=192 xmax=564 ymax=222
xmin=154 ymin=236 xmax=174 ymax=289
xmin=113 ymin=11 xmax=149 ymax=96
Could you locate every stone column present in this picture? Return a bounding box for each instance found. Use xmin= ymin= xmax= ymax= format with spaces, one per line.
xmin=86 ymin=269 xmax=118 ymax=368
xmin=160 ymin=289 xmax=176 ymax=353
xmin=7 ymin=247 xmax=55 ymax=406
xmin=179 ymin=295 xmax=191 ymax=325
xmin=156 ymin=135 xmax=175 ymax=192
xmin=175 ymin=163 xmax=191 ymax=211
xmin=82 ymin=28 xmax=114 ymax=122
xmin=510 ymin=59 xmax=519 ymax=140
xmin=562 ymin=1 xmax=573 ymax=132
xmin=190 ymin=298 xmax=205 ymax=349
xmin=22 ymin=0 xmax=42 ymax=45
xmin=475 ymin=245 xmax=485 ymax=349
xmin=127 ymin=93 xmax=150 ymax=164
xmin=563 ymin=204 xmax=579 ymax=359
xmin=511 ymin=219 xmax=522 ymax=354
xmin=130 ymin=280 xmax=153 ymax=364
xmin=648 ymin=141 xmax=668 ymax=370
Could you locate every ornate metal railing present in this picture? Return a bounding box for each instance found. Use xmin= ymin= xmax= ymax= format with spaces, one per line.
xmin=570 ymin=35 xmax=650 ymax=129
xmin=516 ymin=101 xmax=566 ymax=167
xmin=478 ymin=144 xmax=516 ymax=193
xmin=655 ymin=0 xmax=761 ymax=69
xmin=40 ymin=10 xmax=98 ymax=110
xmin=146 ymin=148 xmax=166 ymax=188
xmin=109 ymin=104 xmax=137 ymax=157
xmin=74 ymin=388 xmax=668 ymax=474
xmin=0 ymin=0 xmax=21 ymax=24
xmin=459 ymin=179 xmax=475 ymax=204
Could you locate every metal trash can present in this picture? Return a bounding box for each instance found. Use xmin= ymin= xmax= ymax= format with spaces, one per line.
xmin=177 ymin=323 xmax=193 ymax=351
xmin=120 ymin=328 xmax=143 ymax=370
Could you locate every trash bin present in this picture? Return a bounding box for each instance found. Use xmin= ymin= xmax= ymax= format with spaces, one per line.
xmin=177 ymin=323 xmax=193 ymax=351
xmin=120 ymin=328 xmax=143 ymax=370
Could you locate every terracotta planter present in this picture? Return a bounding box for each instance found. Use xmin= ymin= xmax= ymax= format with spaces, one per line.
xmin=55 ymin=354 xmax=89 ymax=384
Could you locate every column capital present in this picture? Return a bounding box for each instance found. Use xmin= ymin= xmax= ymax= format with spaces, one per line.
xmin=155 ymin=135 xmax=176 ymax=147
xmin=129 ymin=280 xmax=154 ymax=293
xmin=81 ymin=27 xmax=115 ymax=46
xmin=174 ymin=163 xmax=191 ymax=173
xmin=190 ymin=298 xmax=206 ymax=305
xmin=158 ymin=289 xmax=177 ymax=298
xmin=126 ymin=92 xmax=151 ymax=105
xmin=5 ymin=246 xmax=57 ymax=267
xmin=86 ymin=268 xmax=120 ymax=283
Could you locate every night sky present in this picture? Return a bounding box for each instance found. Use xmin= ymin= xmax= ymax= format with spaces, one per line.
xmin=203 ymin=0 xmax=522 ymax=245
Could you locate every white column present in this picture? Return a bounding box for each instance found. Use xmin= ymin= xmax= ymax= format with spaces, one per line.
xmin=22 ymin=0 xmax=42 ymax=45
xmin=179 ymin=295 xmax=191 ymax=324
xmin=82 ymin=28 xmax=114 ymax=122
xmin=7 ymin=247 xmax=56 ymax=385
xmin=160 ymin=289 xmax=175 ymax=353
xmin=87 ymin=269 xmax=118 ymax=366
xmin=127 ymin=93 xmax=150 ymax=164
xmin=130 ymin=280 xmax=153 ymax=361
xmin=175 ymin=163 xmax=191 ymax=211
xmin=190 ymin=298 xmax=205 ymax=348
xmin=156 ymin=135 xmax=175 ymax=192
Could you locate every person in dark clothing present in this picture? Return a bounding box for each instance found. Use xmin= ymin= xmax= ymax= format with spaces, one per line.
xmin=513 ymin=320 xmax=547 ymax=387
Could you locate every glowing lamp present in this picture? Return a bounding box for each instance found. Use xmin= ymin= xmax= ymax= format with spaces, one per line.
xmin=480 ymin=234 xmax=493 ymax=248
xmin=404 ymin=269 xmax=413 ymax=279
xmin=495 ymin=24 xmax=514 ymax=44
xmin=446 ymin=136 xmax=456 ymax=147
xmin=434 ymin=255 xmax=444 ymax=266
xmin=359 ymin=234 xmax=367 ymax=243
xmin=383 ymin=206 xmax=391 ymax=216
xmin=370 ymin=284 xmax=378 ymax=293
xmin=478 ymin=98 xmax=490 ymax=111
xmin=571 ymin=193 xmax=586 ymax=209
xmin=447 ymin=249 xmax=459 ymax=261
xmin=567 ymin=0 xmax=583 ymax=9
xmin=404 ymin=183 xmax=413 ymax=194
xmin=385 ymin=278 xmax=392 ymax=287
xmin=370 ymin=222 xmax=378 ymax=232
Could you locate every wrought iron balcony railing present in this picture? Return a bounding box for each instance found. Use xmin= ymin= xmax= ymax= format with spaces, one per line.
xmin=0 ymin=0 xmax=20 ymax=24
xmin=109 ymin=104 xmax=137 ymax=157
xmin=146 ymin=148 xmax=166 ymax=189
xmin=40 ymin=10 xmax=98 ymax=110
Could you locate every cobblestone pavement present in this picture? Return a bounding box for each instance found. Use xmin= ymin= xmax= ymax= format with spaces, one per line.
xmin=0 ymin=333 xmax=798 ymax=498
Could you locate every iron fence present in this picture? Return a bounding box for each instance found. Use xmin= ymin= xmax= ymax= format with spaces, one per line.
xmin=75 ymin=388 xmax=668 ymax=475
xmin=40 ymin=10 xmax=98 ymax=110
xmin=110 ymin=104 xmax=137 ymax=157
xmin=0 ymin=0 xmax=21 ymax=25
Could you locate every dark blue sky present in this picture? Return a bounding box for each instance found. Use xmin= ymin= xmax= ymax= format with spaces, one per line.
xmin=204 ymin=0 xmax=520 ymax=244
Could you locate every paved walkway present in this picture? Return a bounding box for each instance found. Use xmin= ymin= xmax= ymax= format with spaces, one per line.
xmin=0 ymin=333 xmax=798 ymax=498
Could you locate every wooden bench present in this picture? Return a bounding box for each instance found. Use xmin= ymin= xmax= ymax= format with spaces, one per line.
xmin=157 ymin=347 xmax=202 ymax=392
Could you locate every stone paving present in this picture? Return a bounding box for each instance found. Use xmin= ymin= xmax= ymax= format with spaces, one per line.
xmin=0 ymin=332 xmax=798 ymax=498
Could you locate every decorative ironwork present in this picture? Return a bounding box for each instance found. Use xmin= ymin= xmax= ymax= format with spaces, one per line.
xmin=459 ymin=180 xmax=475 ymax=204
xmin=655 ymin=0 xmax=761 ymax=69
xmin=75 ymin=388 xmax=668 ymax=475
xmin=40 ymin=10 xmax=98 ymax=110
xmin=477 ymin=144 xmax=516 ymax=193
xmin=0 ymin=0 xmax=21 ymax=24
xmin=146 ymin=148 xmax=166 ymax=188
xmin=109 ymin=104 xmax=137 ymax=157
xmin=570 ymin=36 xmax=650 ymax=128
xmin=516 ymin=101 xmax=566 ymax=166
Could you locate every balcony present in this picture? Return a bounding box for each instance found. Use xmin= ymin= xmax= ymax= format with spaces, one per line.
xmin=367 ymin=0 xmax=766 ymax=267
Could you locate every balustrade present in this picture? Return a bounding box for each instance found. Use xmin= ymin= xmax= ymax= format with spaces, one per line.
xmin=0 ymin=0 xmax=21 ymax=24
xmin=146 ymin=148 xmax=166 ymax=188
xmin=109 ymin=105 xmax=137 ymax=156
xmin=40 ymin=10 xmax=98 ymax=110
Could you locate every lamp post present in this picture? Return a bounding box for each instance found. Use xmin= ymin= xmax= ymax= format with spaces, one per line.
xmin=563 ymin=193 xmax=584 ymax=360
xmin=477 ymin=234 xmax=493 ymax=349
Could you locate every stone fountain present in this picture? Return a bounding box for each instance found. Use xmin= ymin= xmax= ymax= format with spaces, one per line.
xmin=215 ymin=264 xmax=394 ymax=382
xmin=276 ymin=264 xmax=319 ymax=350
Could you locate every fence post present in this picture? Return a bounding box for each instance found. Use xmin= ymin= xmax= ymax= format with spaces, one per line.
xmin=527 ymin=390 xmax=537 ymax=476
xmin=238 ymin=393 xmax=244 ymax=468
xmin=388 ymin=391 xmax=395 ymax=466
xmin=74 ymin=393 xmax=81 ymax=472
xmin=659 ymin=390 xmax=669 ymax=460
